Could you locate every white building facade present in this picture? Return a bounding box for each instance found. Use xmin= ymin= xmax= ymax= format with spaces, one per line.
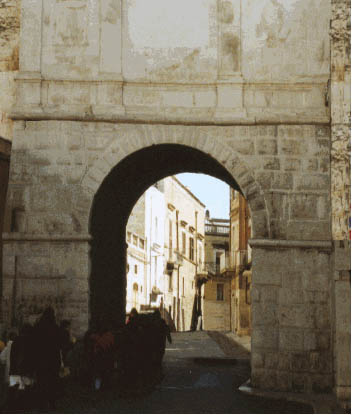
xmin=126 ymin=177 xmax=206 ymax=331
xmin=126 ymin=182 xmax=166 ymax=313
xmin=163 ymin=177 xmax=206 ymax=331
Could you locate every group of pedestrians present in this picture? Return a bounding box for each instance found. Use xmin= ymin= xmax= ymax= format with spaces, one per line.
xmin=122 ymin=308 xmax=172 ymax=390
xmin=84 ymin=308 xmax=172 ymax=394
xmin=0 ymin=306 xmax=172 ymax=411
xmin=0 ymin=307 xmax=74 ymax=412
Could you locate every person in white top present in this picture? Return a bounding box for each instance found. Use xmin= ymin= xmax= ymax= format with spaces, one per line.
xmin=0 ymin=331 xmax=17 ymax=384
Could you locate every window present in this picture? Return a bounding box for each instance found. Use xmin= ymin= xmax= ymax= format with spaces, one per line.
xmin=217 ymin=284 xmax=224 ymax=301
xmin=169 ymin=273 xmax=173 ymax=291
xmin=182 ymin=232 xmax=186 ymax=254
xmin=133 ymin=283 xmax=138 ymax=308
xmin=134 ymin=264 xmax=138 ymax=274
xmin=139 ymin=238 xmax=145 ymax=249
xmin=133 ymin=235 xmax=138 ymax=246
xmin=216 ymin=254 xmax=220 ymax=275
xmin=189 ymin=237 xmax=194 ymax=261
xmin=127 ymin=232 xmax=132 ymax=243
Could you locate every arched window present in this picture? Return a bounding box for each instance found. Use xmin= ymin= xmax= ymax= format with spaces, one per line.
xmin=133 ymin=283 xmax=139 ymax=308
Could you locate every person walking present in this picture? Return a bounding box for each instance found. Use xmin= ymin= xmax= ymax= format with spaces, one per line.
xmin=6 ymin=324 xmax=35 ymax=412
xmin=0 ymin=330 xmax=17 ymax=386
xmin=126 ymin=308 xmax=138 ymax=326
xmin=151 ymin=309 xmax=172 ymax=381
xmin=33 ymin=306 xmax=63 ymax=411
xmin=59 ymin=319 xmax=74 ymax=368
xmin=88 ymin=320 xmax=115 ymax=391
xmin=0 ymin=330 xmax=17 ymax=410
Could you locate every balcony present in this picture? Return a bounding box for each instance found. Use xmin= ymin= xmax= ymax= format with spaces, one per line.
xmin=204 ymin=262 xmax=220 ymax=275
xmin=166 ymin=251 xmax=183 ymax=272
xmin=205 ymin=224 xmax=230 ymax=236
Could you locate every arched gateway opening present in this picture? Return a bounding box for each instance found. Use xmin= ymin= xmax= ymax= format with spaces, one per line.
xmin=89 ymin=144 xmax=246 ymax=329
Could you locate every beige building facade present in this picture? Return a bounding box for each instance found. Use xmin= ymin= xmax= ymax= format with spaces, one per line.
xmin=126 ymin=230 xmax=147 ymax=313
xmin=230 ymin=190 xmax=252 ymax=336
xmin=163 ymin=176 xmax=205 ymax=331
xmin=203 ymin=216 xmax=231 ymax=331
xmin=0 ymin=0 xmax=350 ymax=405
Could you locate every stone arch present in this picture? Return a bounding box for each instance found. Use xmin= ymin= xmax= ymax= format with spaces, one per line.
xmin=82 ymin=124 xmax=269 ymax=239
xmin=86 ymin=125 xmax=269 ymax=329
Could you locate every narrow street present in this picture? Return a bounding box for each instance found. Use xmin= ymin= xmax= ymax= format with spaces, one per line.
xmin=54 ymin=331 xmax=313 ymax=413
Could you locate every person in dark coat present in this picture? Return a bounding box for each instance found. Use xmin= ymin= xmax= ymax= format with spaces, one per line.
xmin=87 ymin=320 xmax=115 ymax=391
xmin=5 ymin=324 xmax=35 ymax=412
xmin=59 ymin=319 xmax=74 ymax=367
xmin=151 ymin=310 xmax=172 ymax=380
xmin=33 ymin=306 xmax=63 ymax=411
xmin=126 ymin=308 xmax=138 ymax=326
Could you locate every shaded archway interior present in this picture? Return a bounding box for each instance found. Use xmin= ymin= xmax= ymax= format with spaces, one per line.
xmin=89 ymin=144 xmax=241 ymax=329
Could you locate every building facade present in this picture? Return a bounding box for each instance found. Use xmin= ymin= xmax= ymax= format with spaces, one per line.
xmin=203 ymin=215 xmax=231 ymax=331
xmin=230 ymin=190 xmax=252 ymax=336
xmin=125 ymin=177 xmax=206 ymax=331
xmin=163 ymin=176 xmax=206 ymax=331
xmin=126 ymin=230 xmax=147 ymax=313
xmin=1 ymin=0 xmax=350 ymax=404
xmin=126 ymin=183 xmax=166 ymax=313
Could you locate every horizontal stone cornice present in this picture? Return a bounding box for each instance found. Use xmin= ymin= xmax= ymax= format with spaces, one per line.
xmin=2 ymin=233 xmax=91 ymax=242
xmin=10 ymin=105 xmax=330 ymax=126
xmin=249 ymin=238 xmax=332 ymax=250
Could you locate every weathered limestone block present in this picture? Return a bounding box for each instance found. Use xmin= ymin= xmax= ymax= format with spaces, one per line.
xmin=252 ymin=302 xmax=277 ymax=327
xmin=275 ymin=371 xmax=292 ymax=392
xmin=256 ymin=138 xmax=278 ymax=155
xmin=287 ymin=221 xmax=331 ymax=241
xmin=251 ymin=351 xmax=265 ymax=369
xmin=0 ymin=0 xmax=20 ymax=71
xmin=279 ymin=328 xmax=304 ymax=352
xmin=252 ymin=327 xmax=278 ymax=349
xmin=271 ymin=172 xmax=293 ymax=190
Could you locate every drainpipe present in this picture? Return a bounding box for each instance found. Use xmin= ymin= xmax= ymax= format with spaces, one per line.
xmin=176 ymin=210 xmax=179 ymax=330
xmin=149 ymin=194 xmax=153 ymax=306
xmin=195 ymin=211 xmax=200 ymax=323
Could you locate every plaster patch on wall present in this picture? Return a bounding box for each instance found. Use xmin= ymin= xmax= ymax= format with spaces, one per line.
xmin=123 ymin=0 xmax=217 ymax=82
xmin=242 ymin=0 xmax=330 ymax=81
xmin=255 ymin=0 xmax=290 ymax=48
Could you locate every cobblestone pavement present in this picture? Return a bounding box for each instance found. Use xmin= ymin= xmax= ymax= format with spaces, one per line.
xmin=50 ymin=332 xmax=313 ymax=413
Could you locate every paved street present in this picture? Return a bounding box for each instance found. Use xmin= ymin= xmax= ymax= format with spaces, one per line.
xmin=52 ymin=331 xmax=313 ymax=413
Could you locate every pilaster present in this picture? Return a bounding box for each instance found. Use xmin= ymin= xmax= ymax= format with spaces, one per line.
xmin=216 ymin=0 xmax=246 ymax=120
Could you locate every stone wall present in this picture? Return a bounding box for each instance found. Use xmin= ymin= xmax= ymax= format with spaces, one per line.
xmin=330 ymin=0 xmax=351 ymax=406
xmin=251 ymin=246 xmax=333 ymax=393
xmin=0 ymin=137 xmax=11 ymax=325
xmin=3 ymin=122 xmax=332 ymax=373
xmin=0 ymin=0 xmax=20 ymax=140
xmin=203 ymin=279 xmax=231 ymax=331
xmin=12 ymin=0 xmax=329 ymax=125
xmin=2 ymin=0 xmax=348 ymax=400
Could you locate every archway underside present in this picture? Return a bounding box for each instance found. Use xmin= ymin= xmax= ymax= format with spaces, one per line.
xmin=90 ymin=144 xmax=243 ymax=328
